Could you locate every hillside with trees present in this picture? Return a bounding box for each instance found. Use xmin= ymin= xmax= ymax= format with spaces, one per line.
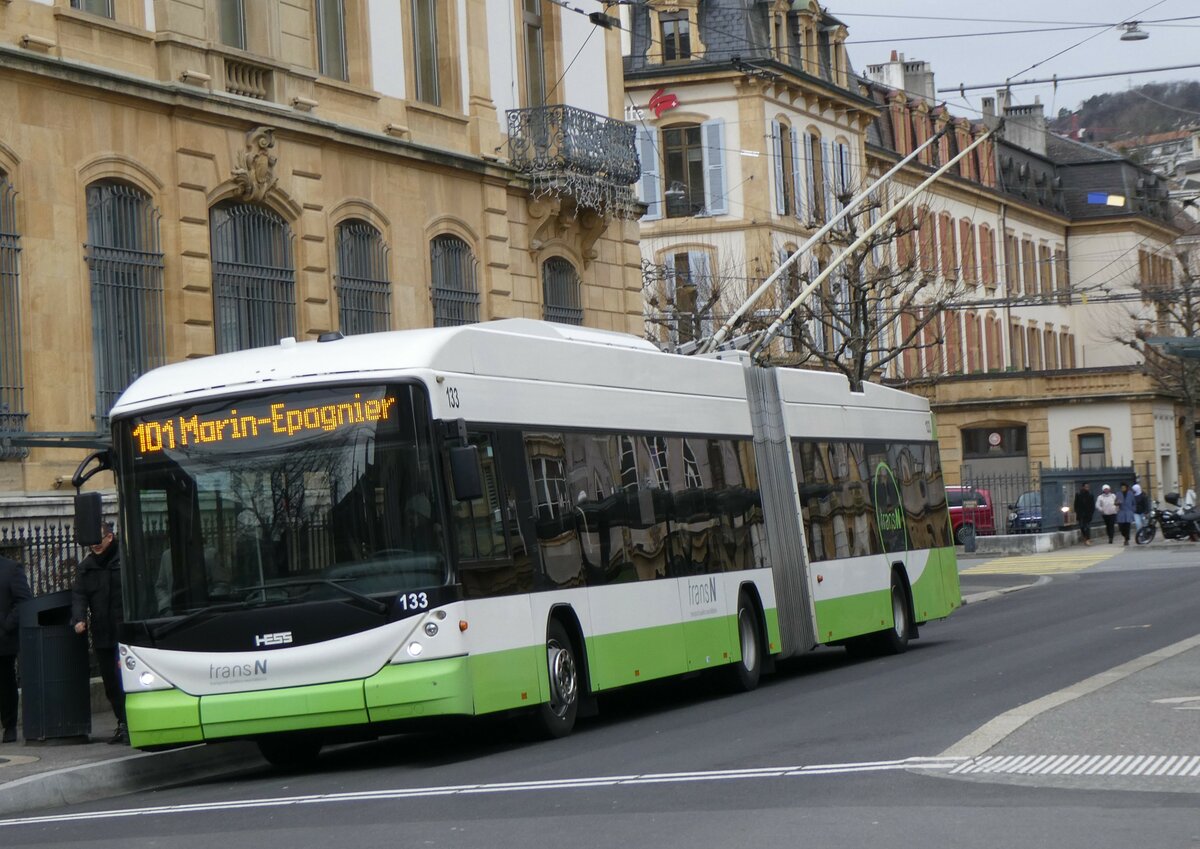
xmin=1051 ymin=81 xmax=1200 ymax=142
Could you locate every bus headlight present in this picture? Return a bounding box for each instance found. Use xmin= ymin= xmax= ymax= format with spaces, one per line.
xmin=407 ymin=641 xmax=423 ymax=657
xmin=139 ymin=672 xmax=157 ymax=688
xmin=424 ymin=622 xmax=439 ymax=637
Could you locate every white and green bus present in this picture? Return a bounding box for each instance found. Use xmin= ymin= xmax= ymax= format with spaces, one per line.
xmin=74 ymin=319 xmax=960 ymax=766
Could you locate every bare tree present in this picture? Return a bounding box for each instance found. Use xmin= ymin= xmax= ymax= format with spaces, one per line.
xmin=1113 ymin=246 xmax=1200 ymax=489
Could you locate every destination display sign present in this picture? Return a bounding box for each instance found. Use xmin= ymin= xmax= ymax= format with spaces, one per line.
xmin=129 ymin=390 xmax=398 ymax=457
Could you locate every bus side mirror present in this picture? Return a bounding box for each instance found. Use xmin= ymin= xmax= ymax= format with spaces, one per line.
xmin=449 ymin=445 xmax=483 ymax=502
xmin=74 ymin=492 xmax=104 ymax=546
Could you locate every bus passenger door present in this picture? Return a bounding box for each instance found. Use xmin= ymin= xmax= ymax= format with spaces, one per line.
xmin=448 ymin=429 xmax=538 ymax=715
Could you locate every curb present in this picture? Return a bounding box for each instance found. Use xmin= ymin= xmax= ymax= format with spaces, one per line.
xmin=0 ymin=741 xmax=263 ymax=818
xmin=961 ymin=576 xmax=1049 ymax=605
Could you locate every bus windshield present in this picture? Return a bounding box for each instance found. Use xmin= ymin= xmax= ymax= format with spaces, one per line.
xmin=114 ymin=383 xmax=446 ymax=621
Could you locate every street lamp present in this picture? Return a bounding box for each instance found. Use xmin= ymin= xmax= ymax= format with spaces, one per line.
xmin=1120 ymin=22 xmax=1149 ymax=41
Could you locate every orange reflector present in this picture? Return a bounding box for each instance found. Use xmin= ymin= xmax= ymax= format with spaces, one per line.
xmin=722 ymin=652 xmax=729 ymax=659
xmin=816 ymin=574 xmax=824 ymax=583
xmin=634 ymin=669 xmax=640 ymax=677
xmin=521 ymin=692 xmax=528 ymax=701
xmin=459 ymin=620 xmax=469 ymax=632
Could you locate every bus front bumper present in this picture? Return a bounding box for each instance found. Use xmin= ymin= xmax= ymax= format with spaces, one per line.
xmin=125 ymin=656 xmax=473 ymax=748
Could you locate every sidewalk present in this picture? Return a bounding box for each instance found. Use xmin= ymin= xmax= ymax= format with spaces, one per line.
xmin=0 ymin=682 xmax=262 ymax=816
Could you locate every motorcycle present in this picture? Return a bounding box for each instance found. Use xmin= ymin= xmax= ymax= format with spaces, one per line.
xmin=1135 ymin=491 xmax=1200 ymax=544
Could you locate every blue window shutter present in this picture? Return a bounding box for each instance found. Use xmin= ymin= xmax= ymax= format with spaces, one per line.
xmin=701 ymin=119 xmax=727 ymax=216
xmin=803 ymin=133 xmax=817 ymax=222
xmin=637 ymin=128 xmax=662 ymax=222
xmin=791 ymin=129 xmax=805 ymax=221
xmin=771 ymin=120 xmax=786 ymax=216
xmin=821 ymin=139 xmax=834 ymax=223
xmin=690 ymin=250 xmax=714 ymax=338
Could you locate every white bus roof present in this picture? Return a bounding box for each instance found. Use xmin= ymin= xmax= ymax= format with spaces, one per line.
xmin=111 ymin=320 xmax=931 ymax=440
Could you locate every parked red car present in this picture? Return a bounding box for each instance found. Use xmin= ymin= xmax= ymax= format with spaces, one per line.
xmin=946 ymin=486 xmax=996 ymax=545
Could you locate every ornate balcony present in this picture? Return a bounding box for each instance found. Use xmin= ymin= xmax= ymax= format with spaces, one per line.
xmin=506 ymin=104 xmax=641 ymax=220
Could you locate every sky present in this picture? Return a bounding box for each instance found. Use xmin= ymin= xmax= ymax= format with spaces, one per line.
xmin=829 ymin=1 xmax=1200 ymax=121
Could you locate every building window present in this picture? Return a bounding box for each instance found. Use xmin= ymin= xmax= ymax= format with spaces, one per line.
xmin=661 ymin=12 xmax=691 ymax=62
xmin=663 ymin=124 xmax=705 ymax=218
xmin=210 ymin=202 xmax=295 ymax=354
xmin=335 ymin=220 xmax=391 ymax=335
xmin=542 ymin=257 xmax=582 ymax=325
xmin=84 ymin=181 xmax=166 ymax=428
xmin=431 ymin=234 xmax=480 ymax=326
xmin=962 ymin=426 xmax=1027 ymax=459
xmin=412 ymin=0 xmax=440 ymax=105
xmin=1078 ymin=433 xmax=1106 ymax=468
xmin=665 ymin=250 xmax=713 ymax=344
xmin=522 ymin=0 xmax=546 ymax=107
xmin=315 ymin=0 xmax=348 ymax=81
xmin=217 ymin=0 xmax=246 ymax=50
xmin=0 ymin=173 xmax=25 ymax=455
xmin=645 ymin=436 xmax=670 ymax=489
xmin=71 ymin=0 xmax=113 ymax=18
xmin=774 ymin=122 xmax=797 ymax=216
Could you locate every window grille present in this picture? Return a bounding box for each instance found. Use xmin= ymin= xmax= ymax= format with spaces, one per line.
xmin=84 ymin=182 xmax=166 ymax=429
xmin=430 ymin=235 xmax=480 ymax=326
xmin=335 ymin=220 xmax=391 ymax=335
xmin=210 ymin=202 xmax=295 ymax=354
xmin=542 ymin=257 xmax=583 ymax=325
xmin=0 ymin=175 xmax=25 ymax=457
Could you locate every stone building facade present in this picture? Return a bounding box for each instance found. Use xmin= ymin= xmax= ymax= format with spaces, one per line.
xmin=0 ymin=0 xmax=644 ymax=496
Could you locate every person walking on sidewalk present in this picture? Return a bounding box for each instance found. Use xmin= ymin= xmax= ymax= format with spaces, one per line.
xmin=0 ymin=554 xmax=33 ymax=743
xmin=1132 ymin=483 xmax=1150 ymax=532
xmin=1096 ymin=484 xmax=1120 ymax=543
xmin=1074 ymin=483 xmax=1096 ymax=545
xmin=71 ymin=522 xmax=127 ymax=744
xmin=1116 ymin=482 xmax=1137 ymax=545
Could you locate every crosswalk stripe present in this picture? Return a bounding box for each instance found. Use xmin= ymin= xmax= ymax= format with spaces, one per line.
xmin=962 ymin=547 xmax=1123 ymax=575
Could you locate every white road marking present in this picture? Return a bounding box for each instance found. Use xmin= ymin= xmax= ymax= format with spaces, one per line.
xmin=0 ymin=758 xmax=963 ymax=827
xmin=951 ymin=755 xmax=1200 ymax=777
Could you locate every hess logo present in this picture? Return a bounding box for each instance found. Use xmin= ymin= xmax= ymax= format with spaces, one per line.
xmin=254 ymin=631 xmax=293 ymax=647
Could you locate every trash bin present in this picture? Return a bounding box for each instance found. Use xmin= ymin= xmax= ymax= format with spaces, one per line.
xmin=20 ymin=589 xmax=91 ymax=741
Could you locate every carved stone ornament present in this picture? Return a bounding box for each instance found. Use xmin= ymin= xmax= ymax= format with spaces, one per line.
xmin=232 ymin=127 xmax=278 ymax=203
xmin=528 ymin=195 xmax=606 ymax=267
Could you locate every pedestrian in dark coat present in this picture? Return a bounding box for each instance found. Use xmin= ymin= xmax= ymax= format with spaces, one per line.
xmin=1116 ymin=483 xmax=1137 ymax=545
xmin=1073 ymin=483 xmax=1096 ymax=545
xmin=0 ymin=555 xmax=32 ymax=743
xmin=70 ymin=522 xmax=127 ymax=743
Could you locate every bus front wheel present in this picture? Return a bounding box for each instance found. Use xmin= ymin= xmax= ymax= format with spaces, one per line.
xmin=536 ymin=619 xmax=580 ymax=738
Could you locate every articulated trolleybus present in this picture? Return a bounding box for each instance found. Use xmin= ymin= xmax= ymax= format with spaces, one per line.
xmin=74 ymin=319 xmax=960 ymax=766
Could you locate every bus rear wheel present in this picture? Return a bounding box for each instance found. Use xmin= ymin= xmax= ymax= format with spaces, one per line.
xmin=257 ymin=733 xmax=323 ymax=771
xmin=724 ymin=593 xmax=763 ymax=692
xmin=877 ymin=572 xmax=912 ymax=655
xmin=535 ymin=620 xmax=579 ymax=739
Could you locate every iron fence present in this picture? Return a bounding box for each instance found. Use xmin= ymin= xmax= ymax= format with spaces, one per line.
xmin=0 ymin=522 xmax=87 ymax=596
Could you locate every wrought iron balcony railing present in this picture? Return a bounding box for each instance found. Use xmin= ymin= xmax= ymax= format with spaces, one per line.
xmin=507 ymin=104 xmax=641 ymax=219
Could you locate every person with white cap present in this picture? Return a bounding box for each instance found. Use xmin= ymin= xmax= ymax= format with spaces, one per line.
xmin=1131 ymin=483 xmax=1149 ymax=531
xmin=1096 ymin=484 xmax=1120 ymax=544
xmin=1116 ymin=482 xmax=1137 ymax=545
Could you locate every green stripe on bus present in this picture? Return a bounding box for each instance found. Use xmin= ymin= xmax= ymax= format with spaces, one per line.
xmin=468 ymin=646 xmax=542 ymax=715
xmin=126 ymin=690 xmax=203 ymax=748
xmin=366 ymin=656 xmax=474 ymax=721
xmin=200 ymin=680 xmax=368 ymax=738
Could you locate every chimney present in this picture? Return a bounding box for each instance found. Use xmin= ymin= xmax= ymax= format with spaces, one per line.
xmin=1001 ymin=96 xmax=1047 ymax=156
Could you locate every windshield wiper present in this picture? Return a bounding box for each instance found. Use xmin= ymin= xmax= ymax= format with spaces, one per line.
xmin=240 ymin=579 xmax=388 ymax=615
xmin=149 ymin=599 xmax=259 ymax=641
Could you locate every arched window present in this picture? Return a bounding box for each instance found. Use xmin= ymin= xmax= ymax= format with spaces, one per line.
xmin=0 ymin=171 xmax=24 ymax=456
xmin=335 ymin=220 xmax=391 ymax=335
xmin=84 ymin=180 xmax=165 ymax=427
xmin=210 ymin=201 xmax=295 ymax=353
xmin=542 ymin=257 xmax=582 ymax=325
xmin=430 ymin=234 xmax=480 ymax=326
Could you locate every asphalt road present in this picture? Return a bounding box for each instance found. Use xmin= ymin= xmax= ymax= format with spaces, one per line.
xmin=3 ymin=546 xmax=1199 ymax=849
